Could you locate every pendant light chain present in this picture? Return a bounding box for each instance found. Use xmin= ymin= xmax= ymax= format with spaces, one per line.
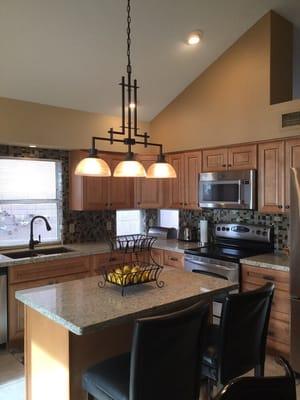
xmin=127 ymin=0 xmax=132 ymax=74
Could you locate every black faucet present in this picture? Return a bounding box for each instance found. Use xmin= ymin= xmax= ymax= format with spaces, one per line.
xmin=29 ymin=216 xmax=52 ymax=250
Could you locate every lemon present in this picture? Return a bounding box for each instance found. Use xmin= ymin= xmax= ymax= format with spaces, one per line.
xmin=115 ymin=268 xmax=123 ymax=275
xmin=131 ymin=266 xmax=140 ymax=273
xmin=107 ymin=272 xmax=114 ymax=282
xmin=123 ymin=265 xmax=131 ymax=274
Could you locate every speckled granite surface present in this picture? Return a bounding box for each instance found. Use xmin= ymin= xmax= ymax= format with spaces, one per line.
xmin=0 ymin=239 xmax=201 ymax=268
xmin=241 ymin=253 xmax=289 ymax=272
xmin=15 ymin=269 xmax=236 ymax=335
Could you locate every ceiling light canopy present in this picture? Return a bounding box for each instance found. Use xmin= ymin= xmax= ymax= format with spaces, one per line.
xmin=187 ymin=30 xmax=202 ymax=45
xmin=74 ymin=0 xmax=176 ymax=179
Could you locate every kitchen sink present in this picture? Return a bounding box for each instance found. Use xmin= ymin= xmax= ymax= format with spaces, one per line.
xmin=2 ymin=246 xmax=74 ymax=260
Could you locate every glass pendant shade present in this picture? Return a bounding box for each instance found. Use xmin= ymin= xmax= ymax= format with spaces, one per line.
xmin=75 ymin=157 xmax=111 ymax=177
xmin=113 ymin=160 xmax=146 ymax=177
xmin=146 ymin=161 xmax=177 ymax=178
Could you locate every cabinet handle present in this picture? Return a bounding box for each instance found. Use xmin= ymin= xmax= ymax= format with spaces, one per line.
xmin=105 ymin=203 xmax=108 ymax=207
xmin=278 ymin=205 xmax=283 ymax=209
xmin=109 ymin=257 xmax=117 ymax=262
xmin=179 ymin=202 xmax=183 ymax=206
xmin=184 ymin=202 xmax=187 ymax=206
xmin=285 ymin=205 xmax=290 ymax=209
xmin=262 ymin=275 xmax=275 ymax=281
xmin=268 ymin=330 xmax=275 ymax=337
xmin=170 ymin=257 xmax=178 ymax=261
xmin=228 ymin=164 xmax=232 ymax=167
xmin=110 ymin=203 xmax=113 ymax=207
xmin=222 ymin=164 xmax=226 ymax=168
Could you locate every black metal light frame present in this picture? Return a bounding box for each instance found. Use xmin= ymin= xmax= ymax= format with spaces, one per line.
xmin=87 ymin=0 xmax=165 ymax=164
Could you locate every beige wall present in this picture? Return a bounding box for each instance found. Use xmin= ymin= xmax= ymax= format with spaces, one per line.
xmin=0 ymin=97 xmax=150 ymax=152
xmin=150 ymin=12 xmax=299 ymax=152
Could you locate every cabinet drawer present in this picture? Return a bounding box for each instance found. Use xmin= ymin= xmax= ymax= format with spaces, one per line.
xmin=242 ymin=282 xmax=290 ymax=316
xmin=268 ymin=318 xmax=290 ymax=345
xmin=91 ymin=252 xmax=131 ymax=275
xmin=242 ymin=265 xmax=289 ymax=292
xmin=163 ymin=251 xmax=184 ymax=269
xmin=9 ymin=256 xmax=91 ymax=284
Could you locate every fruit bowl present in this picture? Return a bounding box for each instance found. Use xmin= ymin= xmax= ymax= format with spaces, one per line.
xmin=98 ymin=261 xmax=164 ymax=296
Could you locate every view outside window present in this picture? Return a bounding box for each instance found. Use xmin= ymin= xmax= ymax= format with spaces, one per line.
xmin=0 ymin=159 xmax=61 ymax=247
xmin=116 ymin=210 xmax=142 ymax=236
xmin=159 ymin=209 xmax=179 ymax=230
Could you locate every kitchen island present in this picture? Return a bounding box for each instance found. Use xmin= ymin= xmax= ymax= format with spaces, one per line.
xmin=16 ymin=269 xmax=236 ymax=400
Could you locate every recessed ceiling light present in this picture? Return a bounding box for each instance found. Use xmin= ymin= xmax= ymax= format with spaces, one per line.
xmin=29 ymin=145 xmax=37 ymax=148
xmin=187 ymin=30 xmax=202 ymax=46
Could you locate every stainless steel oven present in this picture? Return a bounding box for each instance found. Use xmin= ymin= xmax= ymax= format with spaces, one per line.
xmin=184 ymin=254 xmax=239 ymax=322
xmin=199 ymin=170 xmax=256 ymax=209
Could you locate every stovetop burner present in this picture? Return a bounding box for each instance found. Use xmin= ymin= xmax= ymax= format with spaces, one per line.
xmin=184 ymin=223 xmax=274 ymax=263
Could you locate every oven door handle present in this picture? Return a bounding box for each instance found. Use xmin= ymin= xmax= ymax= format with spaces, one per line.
xmin=185 ymin=259 xmax=237 ymax=271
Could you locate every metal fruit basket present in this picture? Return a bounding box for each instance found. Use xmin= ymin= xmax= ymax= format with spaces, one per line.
xmin=98 ymin=261 xmax=164 ymax=296
xmin=109 ymin=234 xmax=157 ymax=254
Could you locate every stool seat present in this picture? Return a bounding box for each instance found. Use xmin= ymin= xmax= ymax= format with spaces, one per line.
xmin=82 ymin=353 xmax=130 ymax=400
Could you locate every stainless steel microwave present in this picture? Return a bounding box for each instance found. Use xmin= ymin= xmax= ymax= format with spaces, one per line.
xmin=199 ymin=170 xmax=256 ymax=210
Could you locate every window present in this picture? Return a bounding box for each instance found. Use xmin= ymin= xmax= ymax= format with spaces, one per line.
xmin=116 ymin=210 xmax=142 ymax=236
xmin=0 ymin=158 xmax=61 ymax=247
xmin=159 ymin=209 xmax=179 ymax=230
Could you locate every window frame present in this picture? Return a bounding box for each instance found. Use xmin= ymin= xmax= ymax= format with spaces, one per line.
xmin=0 ymin=156 xmax=63 ymax=250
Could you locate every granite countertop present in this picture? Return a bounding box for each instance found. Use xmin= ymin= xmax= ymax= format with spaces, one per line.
xmin=240 ymin=253 xmax=289 ymax=272
xmin=15 ymin=269 xmax=237 ymax=335
xmin=0 ymin=239 xmax=201 ymax=268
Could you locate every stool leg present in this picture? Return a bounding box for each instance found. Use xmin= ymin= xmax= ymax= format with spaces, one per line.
xmin=255 ymin=362 xmax=265 ymax=377
xmin=206 ymin=378 xmax=214 ymax=400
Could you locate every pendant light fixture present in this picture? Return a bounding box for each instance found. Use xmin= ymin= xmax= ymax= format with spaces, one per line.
xmin=74 ymin=0 xmax=176 ymax=179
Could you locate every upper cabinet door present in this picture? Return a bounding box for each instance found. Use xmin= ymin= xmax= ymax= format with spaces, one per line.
xmin=258 ymin=141 xmax=285 ymax=213
xmin=109 ymin=154 xmax=133 ymax=209
xmin=69 ymin=150 xmax=110 ymax=210
xmin=202 ymin=148 xmax=228 ymax=172
xmin=228 ymin=144 xmax=257 ymax=170
xmin=285 ymin=138 xmax=300 ymax=210
xmin=166 ymin=154 xmax=184 ymax=208
xmin=184 ymin=151 xmax=202 ymax=209
xmin=134 ymin=155 xmax=163 ymax=209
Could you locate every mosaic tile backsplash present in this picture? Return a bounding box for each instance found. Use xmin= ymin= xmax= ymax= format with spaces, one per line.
xmin=179 ymin=209 xmax=289 ymax=251
xmin=0 ymin=144 xmax=289 ymax=250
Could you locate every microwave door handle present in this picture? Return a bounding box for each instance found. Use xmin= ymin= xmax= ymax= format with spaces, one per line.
xmin=238 ymin=180 xmax=243 ymax=204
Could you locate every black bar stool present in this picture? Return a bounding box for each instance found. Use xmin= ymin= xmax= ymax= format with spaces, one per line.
xmin=201 ymin=282 xmax=275 ymax=399
xmin=214 ymin=357 xmax=296 ymax=400
xmin=82 ymin=300 xmax=209 ymax=400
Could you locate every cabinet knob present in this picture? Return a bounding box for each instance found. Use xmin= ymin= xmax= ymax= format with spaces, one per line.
xmin=110 ymin=203 xmax=113 ymax=207
xmin=105 ymin=203 xmax=108 ymax=207
xmin=222 ymin=164 xmax=226 ymax=168
xmin=285 ymin=205 xmax=290 ymax=209
xmin=180 ymin=202 xmax=183 ymax=206
xmin=184 ymin=202 xmax=187 ymax=206
xmin=278 ymin=205 xmax=283 ymax=209
xmin=228 ymin=164 xmax=232 ymax=167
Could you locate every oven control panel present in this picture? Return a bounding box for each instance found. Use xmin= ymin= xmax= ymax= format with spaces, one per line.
xmin=215 ymin=223 xmax=273 ymax=243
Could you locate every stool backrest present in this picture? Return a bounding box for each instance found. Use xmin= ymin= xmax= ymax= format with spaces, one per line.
xmin=218 ymin=282 xmax=275 ymax=384
xmin=215 ymin=357 xmax=296 ymax=400
xmin=129 ymin=300 xmax=209 ymax=400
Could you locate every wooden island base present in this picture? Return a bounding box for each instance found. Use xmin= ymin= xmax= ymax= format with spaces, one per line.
xmin=25 ymin=306 xmax=134 ymax=400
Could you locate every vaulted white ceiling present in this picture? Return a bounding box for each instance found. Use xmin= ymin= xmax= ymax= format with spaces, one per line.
xmin=0 ymin=0 xmax=299 ymax=121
